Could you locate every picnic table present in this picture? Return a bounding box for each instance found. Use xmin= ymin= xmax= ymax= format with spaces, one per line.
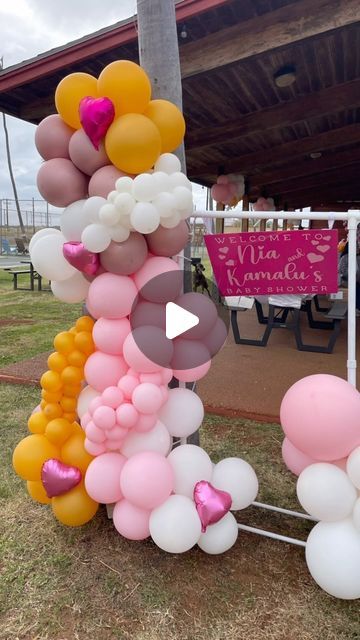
xmin=2 ymin=260 xmax=48 ymax=291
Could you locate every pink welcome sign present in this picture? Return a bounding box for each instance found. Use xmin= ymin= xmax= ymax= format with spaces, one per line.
xmin=204 ymin=230 xmax=338 ymax=296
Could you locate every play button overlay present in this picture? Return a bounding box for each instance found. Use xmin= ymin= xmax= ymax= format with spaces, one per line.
xmin=166 ymin=302 xmax=199 ymax=339
xmin=130 ymin=269 xmax=229 ymax=371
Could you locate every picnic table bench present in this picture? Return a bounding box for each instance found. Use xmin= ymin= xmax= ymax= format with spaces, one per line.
xmin=228 ymin=297 xmax=347 ymax=354
xmin=3 ymin=262 xmax=49 ymax=291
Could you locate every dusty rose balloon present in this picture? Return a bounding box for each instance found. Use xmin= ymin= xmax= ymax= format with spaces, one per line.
xmin=35 ymin=114 xmax=74 ymax=160
xmin=37 ymin=158 xmax=88 ymax=207
xmin=100 ymin=233 xmax=148 ymax=275
xmin=69 ymin=129 xmax=110 ymax=176
xmin=203 ymin=317 xmax=228 ymax=356
xmin=89 ymin=165 xmax=130 ymax=198
xmin=146 ymin=221 xmax=189 ymax=257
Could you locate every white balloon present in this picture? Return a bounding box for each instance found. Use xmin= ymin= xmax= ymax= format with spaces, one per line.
xmin=169 ymin=172 xmax=192 ymax=191
xmin=161 ymin=212 xmax=182 ymax=229
xmin=60 ymin=200 xmax=87 ymax=241
xmin=130 ymin=202 xmax=160 ymax=234
xmin=154 ymin=153 xmax=181 ymax=174
xmin=353 ymin=498 xmax=360 ymax=531
xmin=115 ymin=176 xmax=133 ymax=193
xmin=297 ymin=463 xmax=357 ymax=522
xmin=152 ymin=171 xmax=171 ymax=192
xmin=347 ymin=446 xmax=360 ymax=490
xmin=172 ymin=186 xmax=194 ymax=212
xmin=114 ymin=193 xmax=135 ymax=215
xmin=212 ymin=458 xmax=258 ymax=510
xmin=99 ymin=204 xmax=121 ymax=226
xmin=149 ymin=494 xmax=201 ymax=553
xmin=159 ymin=388 xmax=204 ymax=438
xmin=29 ymin=228 xmax=61 ymax=253
xmin=83 ymin=196 xmax=107 ymax=223
xmin=132 ymin=173 xmax=158 ymax=202
xmin=167 ymin=444 xmax=212 ymax=498
xmin=31 ymin=233 xmax=76 ymax=281
xmin=77 ymin=385 xmax=100 ymax=419
xmin=110 ymin=225 xmax=131 ymax=242
xmin=198 ymin=512 xmax=238 ymax=554
xmin=121 ymin=420 xmax=172 ymax=458
xmin=107 ymin=190 xmax=118 ymax=204
xmin=81 ymin=224 xmax=111 ymax=252
xmin=51 ymin=271 xmax=90 ymax=303
xmin=305 ymin=519 xmax=360 ymax=599
xmin=153 ymin=192 xmax=177 ymax=219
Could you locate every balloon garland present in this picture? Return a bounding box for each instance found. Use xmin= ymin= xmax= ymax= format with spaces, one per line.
xmin=13 ymin=60 xmax=259 ymax=555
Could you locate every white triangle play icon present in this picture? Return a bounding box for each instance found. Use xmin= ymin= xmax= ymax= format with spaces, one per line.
xmin=165 ymin=302 xmax=199 ymax=339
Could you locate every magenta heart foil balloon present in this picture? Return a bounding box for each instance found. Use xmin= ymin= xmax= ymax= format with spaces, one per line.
xmin=41 ymin=458 xmax=82 ymax=498
xmin=79 ymin=96 xmax=115 ymax=150
xmin=63 ymin=241 xmax=100 ymax=276
xmin=193 ymin=480 xmax=232 ymax=532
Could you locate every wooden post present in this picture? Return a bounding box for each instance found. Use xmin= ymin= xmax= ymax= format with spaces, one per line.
xmin=242 ymin=194 xmax=249 ymax=232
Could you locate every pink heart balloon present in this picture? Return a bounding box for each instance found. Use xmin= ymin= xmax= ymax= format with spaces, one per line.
xmin=63 ymin=241 xmax=100 ymax=276
xmin=193 ymin=480 xmax=232 ymax=533
xmin=41 ymin=459 xmax=82 ymax=498
xmin=79 ymin=96 xmax=115 ymax=150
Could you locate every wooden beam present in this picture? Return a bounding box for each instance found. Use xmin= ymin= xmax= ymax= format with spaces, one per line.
xmin=188 ymin=123 xmax=360 ymax=177
xmin=185 ymin=80 xmax=360 ymax=150
xmin=248 ymin=147 xmax=360 ymax=191
xmin=279 ymin=181 xmax=360 ymax=209
xmin=180 ymin=0 xmax=360 ymax=78
xmin=264 ymin=164 xmax=360 ymax=198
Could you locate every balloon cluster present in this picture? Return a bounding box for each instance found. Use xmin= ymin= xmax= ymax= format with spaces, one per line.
xmin=210 ymin=174 xmax=245 ymax=207
xmin=252 ymin=197 xmax=275 ymax=212
xmin=281 ymin=374 xmax=360 ymax=599
xmin=35 ymin=60 xmax=186 ymax=208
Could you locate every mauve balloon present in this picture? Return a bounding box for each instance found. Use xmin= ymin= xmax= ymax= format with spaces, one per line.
xmin=88 ymin=165 xmax=130 ymax=199
xmin=35 ymin=114 xmax=74 ymax=160
xmin=100 ymin=233 xmax=148 ymax=275
xmin=69 ymin=129 xmax=109 ymax=176
xmin=146 ymin=220 xmax=189 ymax=257
xmin=37 ymin=158 xmax=89 ymax=207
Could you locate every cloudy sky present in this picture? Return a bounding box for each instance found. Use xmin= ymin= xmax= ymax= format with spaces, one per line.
xmin=0 ymin=0 xmax=207 ymax=222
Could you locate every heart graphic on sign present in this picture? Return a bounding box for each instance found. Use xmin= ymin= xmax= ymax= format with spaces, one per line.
xmin=323 ymin=235 xmax=331 ymax=241
xmin=307 ymin=252 xmax=324 ymax=264
xmin=311 ymin=240 xmax=319 ymax=246
xmin=317 ymin=244 xmax=330 ymax=253
xmin=225 ymin=259 xmax=236 ymax=266
xmin=219 ymin=247 xmax=229 ymax=254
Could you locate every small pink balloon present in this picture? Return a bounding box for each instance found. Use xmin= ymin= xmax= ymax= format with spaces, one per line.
xmin=35 ymin=114 xmax=74 ymax=160
xmin=280 ymin=374 xmax=360 ymax=461
xmin=86 ymin=272 xmax=138 ymax=320
xmin=101 ymin=386 xmax=124 ymax=409
xmin=132 ymin=383 xmax=163 ymax=414
xmin=217 ymin=175 xmax=229 ymax=185
xmin=106 ymin=425 xmax=128 ymax=440
xmin=134 ymin=413 xmax=157 ymax=433
xmin=133 ymin=256 xmax=181 ymax=304
xmin=100 ymin=234 xmax=148 ymax=276
xmin=123 ymin=327 xmax=173 ymax=373
xmin=93 ymin=317 xmax=131 ymax=354
xmin=118 ymin=374 xmax=140 ymax=399
xmin=139 ymin=372 xmax=163 ymax=385
xmin=116 ymin=403 xmax=139 ymax=429
xmin=85 ymin=452 xmax=126 ymax=503
xmin=86 ymin=420 xmax=107 ymax=443
xmin=131 ymin=301 xmax=166 ymax=332
xmin=146 ymin=221 xmax=189 ymax=257
xmin=89 ymin=397 xmax=103 ymax=414
xmin=93 ymin=405 xmax=117 ymax=430
xmin=69 ymin=128 xmax=109 ymax=176
xmin=282 ymin=437 xmax=316 ymax=476
xmin=79 ymin=96 xmax=115 ymax=150
xmin=211 ymin=183 xmax=228 ymax=203
xmin=161 ymin=368 xmax=173 ymax=385
xmin=174 ymin=292 xmax=217 ymax=339
xmin=85 ymin=352 xmax=128 ymax=392
xmin=81 ymin=412 xmax=91 ymax=428
xmin=171 ymin=338 xmax=210 ymax=372
xmin=113 ymin=499 xmax=151 ymax=540
xmin=89 ymin=165 xmax=130 ymax=199
xmin=173 ymin=360 xmax=211 ymax=383
xmin=84 ymin=438 xmax=106 ymax=456
xmin=106 ymin=438 xmax=125 ymax=451
xmin=120 ymin=451 xmax=174 ymax=510
xmin=37 ymin=158 xmax=88 ymax=207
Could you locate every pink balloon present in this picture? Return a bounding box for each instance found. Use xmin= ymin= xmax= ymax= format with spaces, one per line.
xmin=93 ymin=405 xmax=117 ymax=430
xmin=203 ymin=317 xmax=228 ymax=356
xmin=93 ymin=317 xmax=131 ymax=354
xmin=282 ymin=437 xmax=316 ymax=476
xmin=173 ymin=360 xmax=211 ymax=382
xmin=86 ymin=273 xmax=138 ymax=320
xmin=123 ymin=327 xmax=173 ymax=372
xmin=35 ymin=114 xmax=74 ymax=160
xmin=85 ymin=352 xmax=128 ymax=392
xmin=131 ymin=300 xmax=166 ymax=331
xmin=174 ymin=292 xmax=217 ymax=339
xmin=100 ymin=234 xmax=148 ymax=276
xmin=116 ymin=403 xmax=139 ymax=429
xmin=69 ymin=129 xmax=109 ymax=176
xmin=139 ymin=372 xmax=163 ymax=385
xmin=134 ymin=413 xmax=157 ymax=433
xmin=120 ymin=452 xmax=174 ymax=509
xmin=132 ymin=383 xmax=163 ymax=414
xmin=88 ymin=165 xmax=130 ymax=198
xmin=211 ymin=183 xmax=228 ymax=203
xmin=86 ymin=421 xmax=106 ymax=443
xmin=171 ymin=338 xmax=210 ymax=371
xmin=85 ymin=438 xmax=106 ymax=456
xmin=101 ymin=386 xmax=124 ymax=409
xmin=118 ymin=374 xmax=140 ymax=399
xmin=217 ymin=175 xmax=229 ymax=185
xmin=85 ymin=452 xmax=126 ymax=503
xmin=146 ymin=221 xmax=189 ymax=257
xmin=280 ymin=374 xmax=360 ymax=460
xmin=113 ymin=499 xmax=150 ymax=540
xmin=133 ymin=256 xmax=181 ymax=303
xmin=37 ymin=158 xmax=88 ymax=207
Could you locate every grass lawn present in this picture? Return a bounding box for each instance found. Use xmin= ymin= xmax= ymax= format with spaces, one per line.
xmin=1 ymin=384 xmax=360 ymax=640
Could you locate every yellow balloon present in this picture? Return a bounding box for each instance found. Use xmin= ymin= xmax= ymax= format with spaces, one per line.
xmin=13 ymin=435 xmax=59 ymax=481
xmin=28 ymin=411 xmax=48 ymax=434
xmin=61 ymin=365 xmax=83 ymax=386
xmin=27 ymin=480 xmax=51 ymax=505
xmin=52 ymin=482 xmax=98 ymax=527
xmin=43 ymin=403 xmax=63 ymax=420
xmin=45 ymin=418 xmax=74 ymax=447
xmin=97 ymin=60 xmax=151 ymax=117
xmin=105 ymin=114 xmax=161 ymax=174
xmin=144 ymin=99 xmax=186 ymax=152
xmin=74 ymin=331 xmax=95 ymax=355
xmin=47 ymin=352 xmax=68 ymax=373
xmin=54 ymin=332 xmax=76 ymax=355
xmin=62 ymin=384 xmax=82 ymax=398
xmin=75 ymin=316 xmax=94 ymax=333
xmin=67 ymin=350 xmax=87 ymax=368
xmin=40 ymin=370 xmax=62 ymax=393
xmin=60 ymin=396 xmax=78 ymax=413
xmin=61 ymin=432 xmax=93 ymax=474
xmin=42 ymin=389 xmax=63 ymax=403
xmin=55 ymin=72 xmax=98 ymax=129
